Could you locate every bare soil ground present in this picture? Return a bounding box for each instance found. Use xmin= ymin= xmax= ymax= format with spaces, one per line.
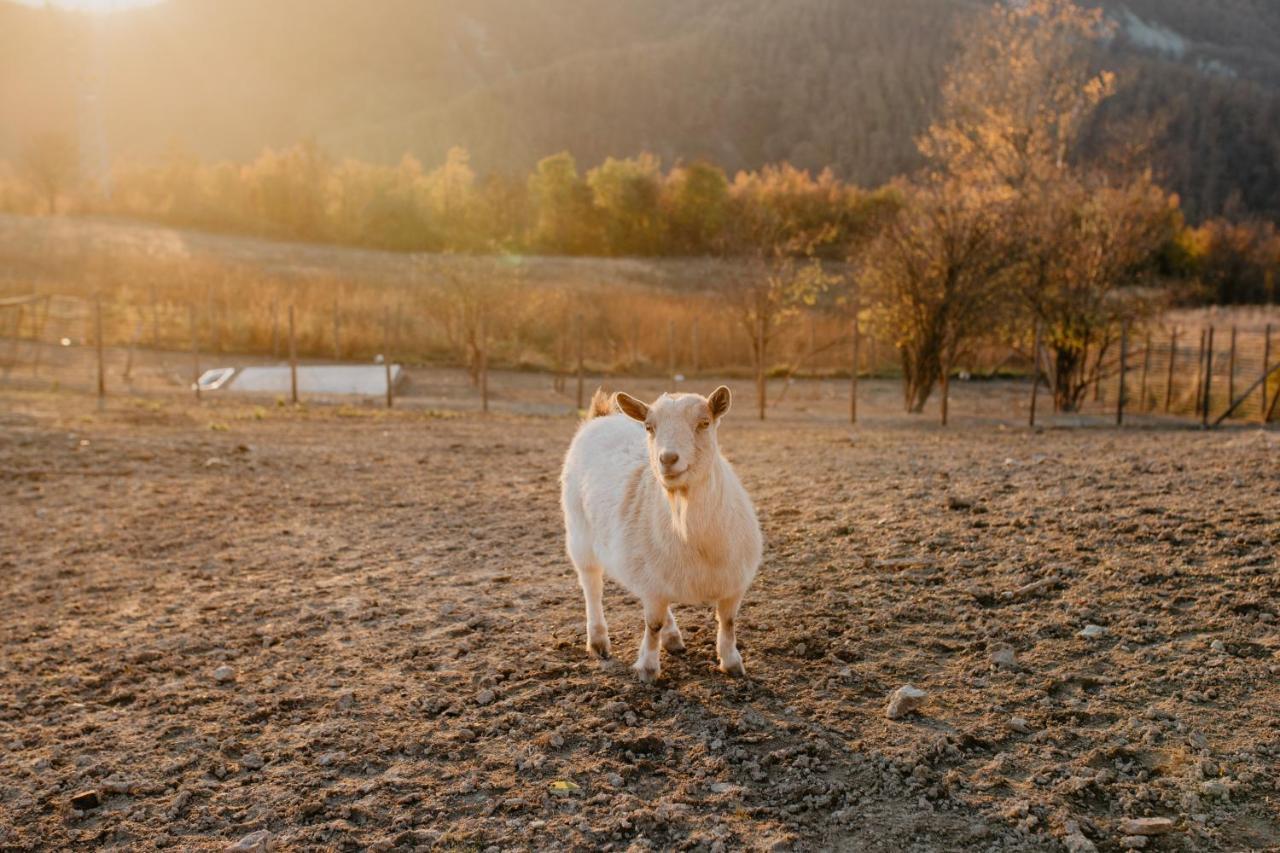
xmin=1 ymin=383 xmax=1278 ymax=852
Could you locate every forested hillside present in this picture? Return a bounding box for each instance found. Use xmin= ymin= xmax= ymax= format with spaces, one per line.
xmin=2 ymin=0 xmax=1279 ymax=220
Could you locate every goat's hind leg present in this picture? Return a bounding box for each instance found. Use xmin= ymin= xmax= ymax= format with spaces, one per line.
xmin=715 ymin=595 xmax=745 ymax=676
xmin=568 ymin=534 xmax=610 ymax=659
xmin=660 ymin=607 xmax=685 ymax=653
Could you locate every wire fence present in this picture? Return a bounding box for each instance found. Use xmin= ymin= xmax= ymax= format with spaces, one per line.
xmin=3 ymin=292 xmax=1278 ymax=427
xmin=1072 ymin=322 xmax=1279 ymax=426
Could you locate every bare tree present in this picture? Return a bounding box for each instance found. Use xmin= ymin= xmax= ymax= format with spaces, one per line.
xmin=862 ymin=177 xmax=1013 ymax=419
xmin=1019 ymin=174 xmax=1177 ymax=411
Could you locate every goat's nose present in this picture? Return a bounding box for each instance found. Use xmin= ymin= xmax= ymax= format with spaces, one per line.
xmin=659 ymin=450 xmax=680 ymax=468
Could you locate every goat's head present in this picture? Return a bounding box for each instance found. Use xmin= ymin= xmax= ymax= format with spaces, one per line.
xmin=614 ymin=387 xmax=732 ymax=491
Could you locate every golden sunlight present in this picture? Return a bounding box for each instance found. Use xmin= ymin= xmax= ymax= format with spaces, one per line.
xmin=12 ymin=0 xmax=163 ymax=11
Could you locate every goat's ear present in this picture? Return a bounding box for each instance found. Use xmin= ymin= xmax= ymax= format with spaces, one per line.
xmin=708 ymin=385 xmax=731 ymax=419
xmin=614 ymin=392 xmax=649 ymax=422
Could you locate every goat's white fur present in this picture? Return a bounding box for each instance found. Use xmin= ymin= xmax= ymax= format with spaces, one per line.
xmin=560 ymin=386 xmax=762 ymax=682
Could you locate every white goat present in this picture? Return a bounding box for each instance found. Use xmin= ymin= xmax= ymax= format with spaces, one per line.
xmin=560 ymin=386 xmax=762 ymax=682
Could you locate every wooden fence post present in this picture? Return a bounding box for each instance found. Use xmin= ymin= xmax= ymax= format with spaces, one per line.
xmin=1227 ymin=326 xmax=1237 ymax=411
xmin=575 ymin=312 xmax=584 ymax=411
xmin=670 ymin=317 xmax=680 ymax=376
xmin=850 ymin=301 xmax=861 ymax=425
xmin=756 ymin=311 xmax=766 ymax=421
xmin=1139 ymin=330 xmax=1151 ymax=411
xmin=288 ymin=304 xmax=298 ymax=405
xmin=940 ymin=360 xmax=950 ymax=426
xmin=1029 ymin=322 xmax=1042 ymax=428
xmin=1116 ymin=321 xmax=1128 ymax=426
xmin=691 ymin=318 xmax=700 ymax=376
xmin=95 ymin=294 xmax=105 ymax=411
xmin=123 ymin=319 xmax=141 ymax=382
xmin=1164 ymin=327 xmax=1178 ymax=413
xmin=271 ymin=299 xmax=280 ymax=360
xmin=1202 ymin=326 xmax=1215 ymax=427
xmin=480 ymin=313 xmax=489 ymax=414
xmin=150 ymin=285 xmax=160 ymax=348
xmin=189 ymin=303 xmax=201 ymax=402
xmin=1263 ymin=323 xmax=1273 ymax=419
xmin=206 ymin=285 xmax=218 ymax=355
xmin=1193 ymin=328 xmax=1206 ymax=417
xmin=333 ymin=300 xmax=341 ymax=361
xmin=383 ymin=305 xmax=393 ymax=410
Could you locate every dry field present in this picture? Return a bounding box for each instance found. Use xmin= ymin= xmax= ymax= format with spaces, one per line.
xmin=1 ymin=380 xmax=1278 ymax=852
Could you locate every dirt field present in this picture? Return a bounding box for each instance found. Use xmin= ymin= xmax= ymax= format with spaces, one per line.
xmin=1 ymin=383 xmax=1278 ymax=852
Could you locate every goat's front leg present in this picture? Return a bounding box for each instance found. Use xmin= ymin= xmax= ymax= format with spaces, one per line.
xmin=715 ymin=595 xmax=744 ymax=676
xmin=633 ymin=598 xmax=669 ymax=683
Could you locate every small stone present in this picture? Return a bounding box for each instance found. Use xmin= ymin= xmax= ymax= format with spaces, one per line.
xmin=70 ymin=790 xmax=100 ymax=810
xmin=1117 ymin=817 xmax=1175 ymax=836
xmin=240 ymin=753 xmax=264 ymax=770
xmin=475 ymin=689 xmax=495 ymax=706
xmin=225 ymin=830 xmax=273 ymax=852
xmin=336 ymin=691 xmax=355 ymax=710
xmin=885 ymin=685 xmax=928 ymax=720
xmin=1119 ymin=835 xmax=1148 ymax=849
xmin=1008 ymin=716 xmax=1033 ymax=734
xmin=316 ymin=751 xmax=343 ymax=767
xmin=212 ymin=666 xmax=235 ymax=683
xmin=1210 ymin=640 xmax=1225 ymax=653
xmin=990 ymin=646 xmax=1018 ymax=669
xmin=204 ymin=457 xmax=229 ymax=468
xmin=1078 ymin=625 xmax=1106 ymax=639
xmin=947 ymin=495 xmax=973 ymax=511
xmin=1200 ymin=780 xmax=1229 ymax=800
xmin=1062 ymin=821 xmax=1096 ymax=853
xmin=710 ymin=782 xmax=735 ymax=794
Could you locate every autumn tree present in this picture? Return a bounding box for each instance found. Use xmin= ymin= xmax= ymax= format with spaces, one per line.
xmin=662 ymin=161 xmax=729 ymax=254
xmin=862 ymin=177 xmax=1013 ymax=420
xmin=919 ymin=0 xmax=1180 ymax=412
xmin=527 ymin=152 xmax=598 ymax=254
xmin=1020 ymin=174 xmax=1179 ymax=411
xmin=919 ymin=0 xmax=1115 ymax=193
xmin=20 ymin=131 xmax=79 ymax=215
xmin=587 ymin=154 xmax=665 ymax=256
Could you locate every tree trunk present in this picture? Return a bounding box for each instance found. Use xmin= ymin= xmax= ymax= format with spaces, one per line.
xmin=1052 ymin=345 xmax=1085 ymax=412
xmin=901 ymin=341 xmax=940 ymax=413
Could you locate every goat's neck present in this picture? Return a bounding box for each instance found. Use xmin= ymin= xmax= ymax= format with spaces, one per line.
xmin=663 ymin=456 xmax=729 ymax=545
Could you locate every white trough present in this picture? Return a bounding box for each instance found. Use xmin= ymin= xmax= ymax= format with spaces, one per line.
xmin=197 ymin=364 xmax=403 ymax=396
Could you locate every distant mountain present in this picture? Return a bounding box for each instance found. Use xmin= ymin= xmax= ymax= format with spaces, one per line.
xmin=2 ymin=0 xmax=1279 ymax=221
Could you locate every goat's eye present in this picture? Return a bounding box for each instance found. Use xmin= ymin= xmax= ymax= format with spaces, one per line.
xmin=697 ymin=420 xmax=710 ymax=431
xmin=645 ymin=423 xmax=655 ymax=435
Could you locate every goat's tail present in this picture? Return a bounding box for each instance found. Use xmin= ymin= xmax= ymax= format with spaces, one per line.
xmin=586 ymin=387 xmax=614 ymax=420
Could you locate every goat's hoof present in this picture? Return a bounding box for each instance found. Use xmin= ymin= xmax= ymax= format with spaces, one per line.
xmin=719 ymin=659 xmax=745 ymax=677
xmin=587 ymin=638 xmax=611 ymax=660
xmin=661 ymin=635 xmax=686 ymax=654
xmin=633 ymin=662 xmax=660 ymax=684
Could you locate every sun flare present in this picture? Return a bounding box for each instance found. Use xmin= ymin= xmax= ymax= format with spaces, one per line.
xmin=12 ymin=0 xmax=164 ymax=11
